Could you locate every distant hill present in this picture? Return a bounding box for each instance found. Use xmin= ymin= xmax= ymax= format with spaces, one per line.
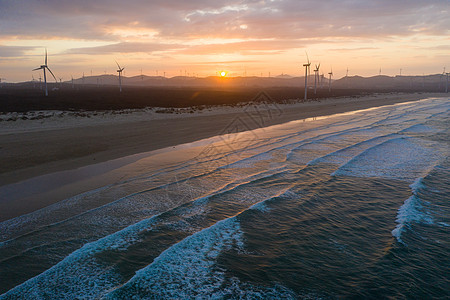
xmin=10 ymin=73 xmax=449 ymax=92
xmin=333 ymin=74 xmax=448 ymax=90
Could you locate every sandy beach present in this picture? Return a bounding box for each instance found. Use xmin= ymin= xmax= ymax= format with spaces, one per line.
xmin=0 ymin=92 xmax=444 ymax=186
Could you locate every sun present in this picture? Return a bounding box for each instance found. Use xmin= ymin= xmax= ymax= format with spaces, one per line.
xmin=220 ymin=71 xmax=226 ymax=77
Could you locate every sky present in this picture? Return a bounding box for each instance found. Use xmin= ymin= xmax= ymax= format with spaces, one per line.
xmin=0 ymin=0 xmax=449 ymax=82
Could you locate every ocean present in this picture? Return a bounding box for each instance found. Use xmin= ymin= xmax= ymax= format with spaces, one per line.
xmin=1 ymin=97 xmax=449 ymax=299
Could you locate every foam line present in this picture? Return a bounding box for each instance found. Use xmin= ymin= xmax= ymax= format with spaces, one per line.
xmin=332 ymin=137 xmax=443 ymax=182
xmin=391 ymin=178 xmax=434 ymax=243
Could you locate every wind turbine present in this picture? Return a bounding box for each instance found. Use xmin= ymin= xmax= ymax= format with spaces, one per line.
xmin=328 ymin=68 xmax=333 ymax=93
xmin=32 ymin=49 xmax=57 ymax=96
xmin=71 ymin=75 xmax=74 ymax=89
xmin=115 ymin=60 xmax=124 ymax=92
xmin=0 ymin=77 xmax=5 ymax=89
xmin=314 ymin=63 xmax=320 ymax=95
xmin=346 ymin=67 xmax=349 ymax=88
xmin=303 ymin=52 xmax=311 ymax=102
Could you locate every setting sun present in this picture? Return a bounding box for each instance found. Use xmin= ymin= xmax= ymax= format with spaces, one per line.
xmin=220 ymin=71 xmax=226 ymax=77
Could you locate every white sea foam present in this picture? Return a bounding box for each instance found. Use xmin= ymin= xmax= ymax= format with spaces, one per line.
xmin=0 ymin=213 xmax=160 ymax=299
xmin=399 ymin=124 xmax=437 ymax=134
xmin=332 ymin=137 xmax=443 ymax=182
xmin=391 ymin=178 xmax=434 ymax=243
xmin=104 ymin=217 xmax=243 ymax=299
xmin=105 ymin=213 xmax=301 ymax=299
xmin=308 ymin=133 xmax=397 ymax=166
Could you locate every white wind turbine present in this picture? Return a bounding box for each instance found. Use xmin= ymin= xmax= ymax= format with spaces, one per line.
xmin=328 ymin=68 xmax=333 ymax=93
xmin=303 ymin=52 xmax=311 ymax=102
xmin=115 ymin=60 xmax=124 ymax=92
xmin=32 ymin=49 xmax=57 ymax=96
xmin=314 ymin=63 xmax=320 ymax=95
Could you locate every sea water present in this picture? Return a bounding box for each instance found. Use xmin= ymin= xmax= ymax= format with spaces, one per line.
xmin=1 ymin=97 xmax=449 ymax=299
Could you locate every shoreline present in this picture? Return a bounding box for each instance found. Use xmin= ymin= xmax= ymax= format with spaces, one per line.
xmin=0 ymin=92 xmax=447 ymax=221
xmin=0 ymin=92 xmax=446 ymax=187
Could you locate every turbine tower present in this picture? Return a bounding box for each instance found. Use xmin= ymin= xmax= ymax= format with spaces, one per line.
xmin=314 ymin=63 xmax=320 ymax=95
xmin=115 ymin=60 xmax=124 ymax=92
xmin=303 ymin=52 xmax=311 ymax=102
xmin=328 ymin=68 xmax=333 ymax=93
xmin=32 ymin=49 xmax=57 ymax=96
xmin=0 ymin=77 xmax=4 ymax=89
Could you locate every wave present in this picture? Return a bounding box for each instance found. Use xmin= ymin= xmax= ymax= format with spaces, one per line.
xmin=0 ymin=171 xmax=292 ymax=298
xmin=391 ymin=178 xmax=434 ymax=243
xmin=332 ymin=137 xmax=444 ymax=182
xmin=308 ymin=133 xmax=398 ymax=167
xmin=104 ymin=189 xmax=298 ymax=299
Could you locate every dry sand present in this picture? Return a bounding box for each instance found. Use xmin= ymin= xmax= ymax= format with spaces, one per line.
xmin=0 ymin=92 xmax=445 ymax=187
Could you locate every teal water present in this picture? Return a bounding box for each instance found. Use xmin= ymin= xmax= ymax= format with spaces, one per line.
xmin=1 ymin=97 xmax=449 ymax=299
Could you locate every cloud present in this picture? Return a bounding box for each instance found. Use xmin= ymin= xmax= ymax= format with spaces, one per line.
xmin=178 ymin=39 xmax=304 ymax=55
xmin=0 ymin=45 xmax=37 ymax=58
xmin=1 ymin=0 xmax=449 ymax=81
xmin=65 ymin=42 xmax=185 ymax=55
xmin=0 ymin=0 xmax=448 ymax=42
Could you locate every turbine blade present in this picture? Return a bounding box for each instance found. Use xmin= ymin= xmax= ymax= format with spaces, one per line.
xmin=45 ymin=48 xmax=48 ymax=65
xmin=46 ymin=67 xmax=57 ymax=82
xmin=305 ymin=51 xmax=310 ymax=64
xmin=115 ymin=60 xmax=121 ymax=70
xmin=32 ymin=67 xmax=42 ymax=71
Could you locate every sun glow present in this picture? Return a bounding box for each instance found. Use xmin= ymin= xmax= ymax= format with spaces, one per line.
xmin=220 ymin=71 xmax=227 ymax=77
